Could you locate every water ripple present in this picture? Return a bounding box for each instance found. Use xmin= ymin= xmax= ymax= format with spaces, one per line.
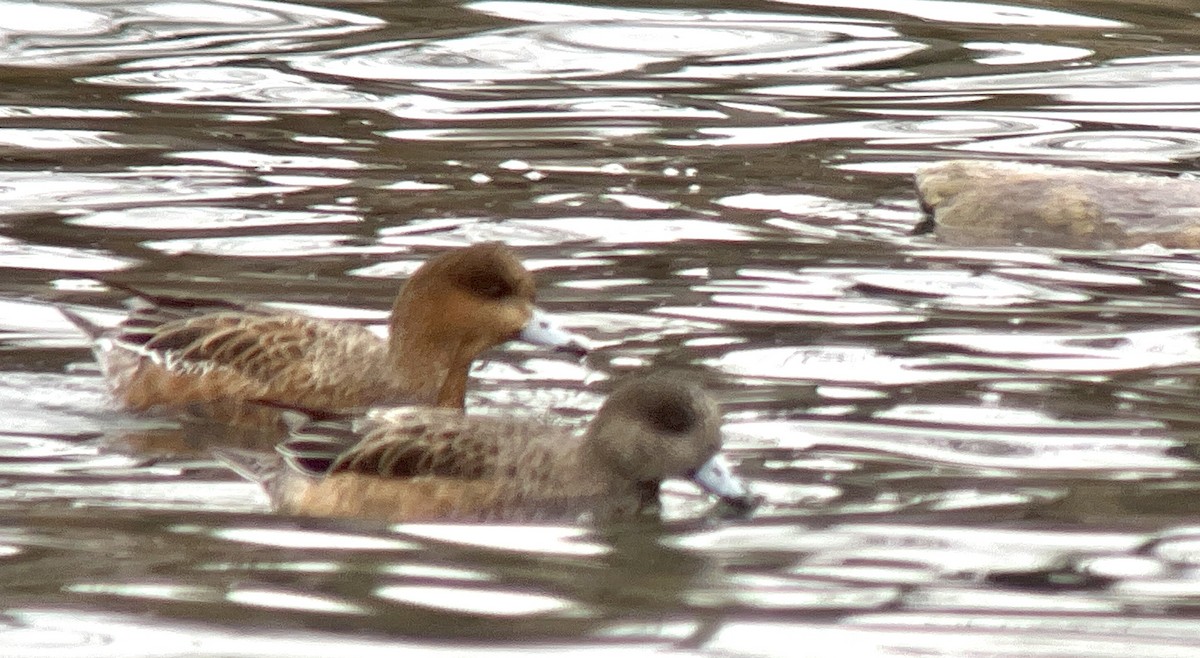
xmin=387 ymin=96 xmax=726 ymax=123
xmin=5 ymin=1 xmax=1200 ymax=654
xmin=88 ymin=66 xmax=386 ymax=109
xmin=0 ymin=0 xmax=381 ymax=67
xmin=0 ymin=238 xmax=130 ymax=273
xmin=898 ymin=55 xmax=1200 ymax=104
xmin=853 ymin=271 xmax=1089 ymax=304
xmin=956 ymin=131 xmax=1200 ymax=163
xmin=374 ymin=217 xmax=761 ymax=247
xmin=376 ymin=584 xmax=586 ymax=617
xmin=712 ymin=346 xmax=996 ymax=385
xmin=0 ymin=170 xmax=307 ymax=215
xmin=776 ymin=0 xmax=1126 ymax=28
xmin=290 ymin=11 xmax=905 ymax=84
xmin=142 ymin=234 xmax=399 ymax=258
xmin=909 ymin=328 xmax=1200 ymax=373
xmin=0 ymin=128 xmax=122 ymax=151
xmin=290 ymin=27 xmax=670 ymax=82
xmin=68 ymin=206 xmax=357 ymax=230
xmin=675 ymin=115 xmax=1070 ymax=147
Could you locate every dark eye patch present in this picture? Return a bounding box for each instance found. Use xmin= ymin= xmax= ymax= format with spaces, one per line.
xmin=460 ymin=266 xmax=516 ymax=300
xmin=641 ymin=390 xmax=699 ymax=435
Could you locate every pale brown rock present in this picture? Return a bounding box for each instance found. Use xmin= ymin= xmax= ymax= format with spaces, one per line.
xmin=915 ymin=160 xmax=1200 ymax=248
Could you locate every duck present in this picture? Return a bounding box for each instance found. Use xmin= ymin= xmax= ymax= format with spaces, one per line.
xmin=59 ymin=243 xmax=589 ymax=418
xmin=217 ymin=372 xmax=757 ymax=523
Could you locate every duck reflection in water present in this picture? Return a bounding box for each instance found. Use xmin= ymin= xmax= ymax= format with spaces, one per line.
xmin=217 ymin=372 xmax=757 ymax=523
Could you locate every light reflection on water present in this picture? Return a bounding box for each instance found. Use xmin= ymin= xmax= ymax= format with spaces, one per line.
xmin=0 ymin=0 xmax=381 ymax=67
xmin=3 ymin=0 xmax=1200 ymax=654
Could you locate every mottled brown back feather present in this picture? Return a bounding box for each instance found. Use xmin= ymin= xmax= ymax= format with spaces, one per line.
xmin=142 ymin=325 xmax=213 ymax=352
xmin=330 ymin=428 xmax=498 ymax=480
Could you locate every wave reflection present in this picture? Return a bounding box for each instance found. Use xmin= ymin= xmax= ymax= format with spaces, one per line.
xmin=292 ymin=5 xmax=912 ymax=85
xmin=0 ymin=0 xmax=381 ymax=67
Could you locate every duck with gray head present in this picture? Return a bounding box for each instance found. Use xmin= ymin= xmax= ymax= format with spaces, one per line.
xmin=218 ymin=372 xmax=758 ymax=523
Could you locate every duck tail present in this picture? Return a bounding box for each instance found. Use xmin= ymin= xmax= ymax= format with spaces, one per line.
xmin=100 ymin=279 xmax=258 ymax=318
xmin=106 ymin=280 xmax=204 ymax=309
xmin=212 ymin=447 xmax=281 ymax=487
xmin=57 ymin=306 xmax=107 ymax=340
xmin=247 ymin=397 xmax=353 ymax=424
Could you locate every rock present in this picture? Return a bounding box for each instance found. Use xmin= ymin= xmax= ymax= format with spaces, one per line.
xmin=914 ymin=160 xmax=1200 ymax=248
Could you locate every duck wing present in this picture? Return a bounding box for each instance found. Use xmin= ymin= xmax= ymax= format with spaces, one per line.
xmin=330 ymin=408 xmax=506 ymax=480
xmin=134 ymin=314 xmax=322 ymax=378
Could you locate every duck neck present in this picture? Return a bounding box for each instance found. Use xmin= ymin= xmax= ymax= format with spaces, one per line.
xmin=579 ymin=435 xmax=657 ymax=502
xmin=388 ymin=299 xmax=470 ymax=409
xmin=387 ymin=332 xmax=473 ymax=409
xmin=433 ymin=343 xmax=472 ymax=408
xmin=574 ymin=462 xmax=662 ymax=521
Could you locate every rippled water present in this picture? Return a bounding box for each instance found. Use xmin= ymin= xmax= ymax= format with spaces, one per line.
xmin=5 ymin=0 xmax=1200 ymax=655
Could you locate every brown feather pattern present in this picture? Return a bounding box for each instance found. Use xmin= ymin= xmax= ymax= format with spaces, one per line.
xmin=240 ymin=375 xmax=751 ymax=523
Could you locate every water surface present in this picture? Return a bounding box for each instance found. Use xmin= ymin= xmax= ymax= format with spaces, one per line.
xmin=4 ymin=0 xmax=1200 ymax=655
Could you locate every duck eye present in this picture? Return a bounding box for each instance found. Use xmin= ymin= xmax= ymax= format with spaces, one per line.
xmin=644 ymin=397 xmax=697 ymax=435
xmin=462 ymin=269 xmax=515 ymax=300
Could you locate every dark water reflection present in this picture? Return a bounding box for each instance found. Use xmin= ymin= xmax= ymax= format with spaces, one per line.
xmin=5 ymin=0 xmax=1200 ymax=655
